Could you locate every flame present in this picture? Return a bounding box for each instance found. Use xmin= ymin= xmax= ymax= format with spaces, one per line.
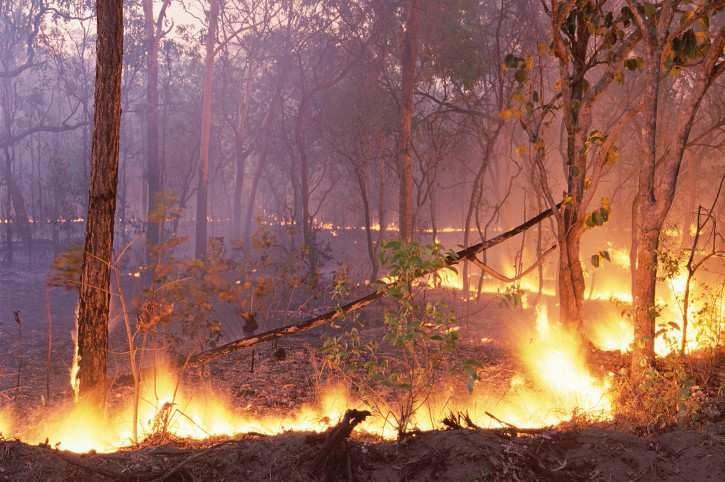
xmin=520 ymin=305 xmax=612 ymax=418
xmin=0 ymin=411 xmax=10 ymax=437
xmin=70 ymin=304 xmax=80 ymax=401
xmin=588 ymin=261 xmax=721 ymax=356
xmin=0 ymin=303 xmax=615 ymax=453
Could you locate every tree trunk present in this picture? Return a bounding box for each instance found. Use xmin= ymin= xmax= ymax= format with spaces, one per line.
xmin=353 ymin=164 xmax=378 ymax=281
xmin=232 ymin=62 xmax=252 ymax=240
xmin=232 ymin=146 xmax=247 ymax=241
xmin=397 ymin=0 xmax=419 ymax=242
xmin=76 ymin=0 xmax=124 ymax=406
xmin=142 ymin=0 xmax=166 ymax=260
xmin=557 ymin=225 xmax=585 ymax=329
xmin=629 ymin=21 xmax=722 ymax=377
xmin=294 ymin=97 xmax=317 ymax=276
xmin=194 ymin=0 xmax=219 ymax=259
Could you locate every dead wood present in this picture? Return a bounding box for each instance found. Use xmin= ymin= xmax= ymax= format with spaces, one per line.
xmin=47 ymin=448 xmax=132 ymax=480
xmin=152 ymin=440 xmax=237 ymax=481
xmin=443 ymin=411 xmax=555 ymax=437
xmin=311 ymin=409 xmax=371 ymax=477
xmin=469 ymin=244 xmax=557 ymax=283
xmin=189 ymin=202 xmax=561 ymax=364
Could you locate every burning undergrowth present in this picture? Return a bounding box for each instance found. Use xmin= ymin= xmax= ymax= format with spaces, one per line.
xmin=0 ymin=239 xmax=721 ymax=468
xmin=1 ymin=303 xmax=614 ymax=454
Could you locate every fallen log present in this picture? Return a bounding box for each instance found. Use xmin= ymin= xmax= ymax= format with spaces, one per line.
xmin=188 ymin=202 xmax=561 ymax=364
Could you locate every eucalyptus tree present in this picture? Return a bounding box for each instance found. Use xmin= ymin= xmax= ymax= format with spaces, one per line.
xmin=625 ymin=0 xmax=723 ymax=376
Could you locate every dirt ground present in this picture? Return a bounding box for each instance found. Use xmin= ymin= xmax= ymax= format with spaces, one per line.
xmin=1 ymin=420 xmax=724 ymax=481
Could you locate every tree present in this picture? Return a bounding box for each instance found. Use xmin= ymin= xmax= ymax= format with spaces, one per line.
xmin=398 ymin=0 xmax=420 ymax=241
xmin=627 ymin=0 xmax=723 ymax=376
xmin=546 ymin=0 xmax=641 ymax=328
xmin=142 ymin=0 xmax=171 ymax=262
xmin=195 ymin=0 xmax=220 ymax=258
xmin=76 ymin=0 xmax=124 ymax=405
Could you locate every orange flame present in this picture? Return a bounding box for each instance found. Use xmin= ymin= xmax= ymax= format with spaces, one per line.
xmin=0 ymin=303 xmax=616 ymax=453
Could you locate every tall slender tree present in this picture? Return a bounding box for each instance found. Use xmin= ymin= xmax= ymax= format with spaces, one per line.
xmin=76 ymin=0 xmax=124 ymax=405
xmin=195 ymin=0 xmax=220 ymax=258
xmin=143 ymin=0 xmax=171 ymax=262
xmin=398 ymin=0 xmax=420 ymax=241
xmin=627 ymin=0 xmax=723 ymax=376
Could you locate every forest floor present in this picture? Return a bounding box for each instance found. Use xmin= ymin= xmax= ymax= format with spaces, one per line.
xmin=2 ymin=420 xmax=724 ymax=481
xmin=1 ymin=251 xmax=724 ymax=481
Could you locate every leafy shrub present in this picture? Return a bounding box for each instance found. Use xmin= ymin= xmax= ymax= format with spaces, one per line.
xmin=322 ymin=240 xmax=460 ymax=438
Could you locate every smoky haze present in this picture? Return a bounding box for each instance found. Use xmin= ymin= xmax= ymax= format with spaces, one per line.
xmin=0 ymin=0 xmax=723 ymax=350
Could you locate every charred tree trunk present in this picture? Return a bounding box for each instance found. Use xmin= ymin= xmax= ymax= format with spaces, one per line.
xmin=397 ymin=0 xmax=419 ymax=242
xmin=232 ymin=145 xmax=248 ymax=241
xmin=194 ymin=0 xmax=219 ymax=259
xmin=76 ymin=0 xmax=124 ymax=406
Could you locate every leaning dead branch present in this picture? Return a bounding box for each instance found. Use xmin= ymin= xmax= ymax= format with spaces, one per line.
xmin=468 ymin=244 xmax=557 ymax=283
xmin=189 ymin=202 xmax=561 ymax=364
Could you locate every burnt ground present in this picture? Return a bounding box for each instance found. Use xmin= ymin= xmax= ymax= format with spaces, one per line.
xmin=1 ymin=246 xmax=724 ymax=481
xmin=1 ymin=420 xmax=724 ymax=481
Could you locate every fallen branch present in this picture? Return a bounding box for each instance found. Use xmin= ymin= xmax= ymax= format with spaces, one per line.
xmin=152 ymin=440 xmax=237 ymax=481
xmin=468 ymin=244 xmax=557 ymax=283
xmin=48 ymin=449 xmax=131 ymax=480
xmin=311 ymin=409 xmax=371 ymax=475
xmin=189 ymin=202 xmax=561 ymax=364
xmin=484 ymin=411 xmax=553 ymax=435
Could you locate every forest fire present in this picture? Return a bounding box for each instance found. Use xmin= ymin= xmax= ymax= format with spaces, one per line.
xmin=430 ymin=252 xmax=721 ymax=357
xmin=0 ymin=305 xmax=613 ymax=454
xmin=1 ymin=0 xmax=723 ymax=479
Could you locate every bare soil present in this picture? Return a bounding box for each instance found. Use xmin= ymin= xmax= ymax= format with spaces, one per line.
xmin=1 ymin=421 xmax=724 ymax=481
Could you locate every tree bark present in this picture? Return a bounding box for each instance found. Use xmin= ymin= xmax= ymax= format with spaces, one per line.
xmin=194 ymin=0 xmax=220 ymax=258
xmin=397 ymin=0 xmax=419 ymax=241
xmin=76 ymin=0 xmax=124 ymax=405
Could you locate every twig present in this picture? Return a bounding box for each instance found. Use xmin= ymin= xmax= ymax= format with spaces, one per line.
xmin=469 ymin=244 xmax=557 ymax=283
xmin=484 ymin=411 xmax=553 ymax=435
xmin=14 ymin=311 xmax=22 ymax=397
xmin=152 ymin=440 xmax=237 ymax=481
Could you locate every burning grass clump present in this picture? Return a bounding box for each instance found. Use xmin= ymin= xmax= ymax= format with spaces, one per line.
xmin=612 ymin=349 xmax=723 ymax=432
